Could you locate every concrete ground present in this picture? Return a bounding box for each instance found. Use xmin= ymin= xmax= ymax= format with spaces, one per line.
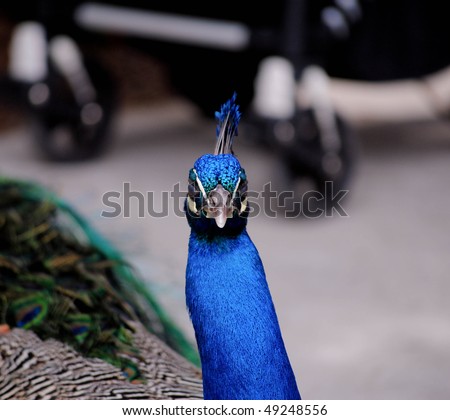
xmin=0 ymin=99 xmax=449 ymax=399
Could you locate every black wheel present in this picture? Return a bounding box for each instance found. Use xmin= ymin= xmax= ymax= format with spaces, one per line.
xmin=252 ymin=108 xmax=357 ymax=218
xmin=284 ymin=109 xmax=355 ymax=191
xmin=30 ymin=57 xmax=117 ymax=162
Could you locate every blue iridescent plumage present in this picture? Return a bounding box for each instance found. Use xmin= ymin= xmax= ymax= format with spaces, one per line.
xmin=194 ymin=154 xmax=241 ymax=193
xmin=185 ymin=94 xmax=301 ymax=399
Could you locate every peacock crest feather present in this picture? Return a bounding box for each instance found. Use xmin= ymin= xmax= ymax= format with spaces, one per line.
xmin=214 ymin=92 xmax=241 ymax=155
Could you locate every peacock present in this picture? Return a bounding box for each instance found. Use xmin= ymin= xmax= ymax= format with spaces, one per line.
xmin=185 ymin=93 xmax=301 ymax=399
xmin=0 ymin=179 xmax=203 ymax=399
xmin=0 ymin=94 xmax=300 ymax=400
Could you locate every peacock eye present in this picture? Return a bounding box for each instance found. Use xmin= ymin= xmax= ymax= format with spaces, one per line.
xmin=232 ymin=177 xmax=248 ymax=215
xmin=188 ymin=180 xmax=199 ymax=197
xmin=237 ymin=179 xmax=248 ymax=198
xmin=187 ymin=169 xmax=203 ymax=215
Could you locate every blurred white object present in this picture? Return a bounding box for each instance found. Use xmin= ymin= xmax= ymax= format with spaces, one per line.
xmin=321 ymin=7 xmax=349 ymax=39
xmin=253 ymin=56 xmax=296 ymax=119
xmin=49 ymin=36 xmax=97 ymax=105
xmin=300 ymin=65 xmax=341 ymax=153
xmin=28 ymin=82 xmax=50 ymax=106
xmin=8 ymin=22 xmax=48 ymax=82
xmin=328 ymin=66 xmax=450 ymax=126
xmin=335 ymin=0 xmax=362 ymax=22
xmin=75 ymin=3 xmax=250 ymax=51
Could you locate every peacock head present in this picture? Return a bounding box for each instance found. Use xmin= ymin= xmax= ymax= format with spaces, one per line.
xmin=186 ymin=93 xmax=249 ymax=234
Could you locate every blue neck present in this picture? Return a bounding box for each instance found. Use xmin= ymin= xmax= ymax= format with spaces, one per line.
xmin=186 ymin=229 xmax=300 ymax=400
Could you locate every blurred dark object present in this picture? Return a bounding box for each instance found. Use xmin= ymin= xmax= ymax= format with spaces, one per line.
xmin=0 ymin=1 xmax=449 ymax=198
xmin=323 ymin=1 xmax=450 ymax=81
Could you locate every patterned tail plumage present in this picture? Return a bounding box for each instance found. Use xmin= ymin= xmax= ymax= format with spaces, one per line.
xmin=0 ymin=178 xmax=202 ymax=399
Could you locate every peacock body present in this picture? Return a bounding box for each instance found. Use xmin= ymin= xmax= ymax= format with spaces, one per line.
xmin=0 ymin=94 xmax=300 ymax=400
xmin=0 ymin=180 xmax=202 ymax=399
xmin=185 ymin=94 xmax=301 ymax=399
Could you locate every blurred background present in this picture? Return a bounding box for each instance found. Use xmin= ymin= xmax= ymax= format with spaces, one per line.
xmin=0 ymin=0 xmax=449 ymax=399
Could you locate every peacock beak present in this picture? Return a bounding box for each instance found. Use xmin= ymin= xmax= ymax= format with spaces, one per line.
xmin=204 ymin=184 xmax=233 ymax=228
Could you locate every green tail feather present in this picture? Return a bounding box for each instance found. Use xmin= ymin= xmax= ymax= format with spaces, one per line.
xmin=11 ymin=293 xmax=49 ymax=329
xmin=64 ymin=313 xmax=93 ymax=344
xmin=0 ymin=177 xmax=200 ymax=378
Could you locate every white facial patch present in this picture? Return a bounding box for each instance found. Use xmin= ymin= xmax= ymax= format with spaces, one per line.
xmin=193 ymin=168 xmax=207 ymax=199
